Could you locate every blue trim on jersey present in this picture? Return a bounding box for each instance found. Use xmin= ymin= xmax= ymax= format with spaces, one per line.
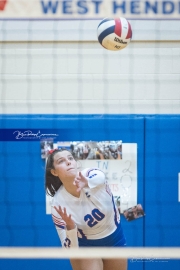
xmin=97 ymin=18 xmax=114 ymax=28
xmin=78 ymin=228 xmax=87 ymax=239
xmin=86 ymin=168 xmax=101 ymax=177
xmin=112 ymin=195 xmax=119 ymax=227
xmin=98 ymin=25 xmax=115 ymax=45
xmin=78 ymin=221 xmax=126 ymax=247
xmin=56 ymin=224 xmax=65 ymax=229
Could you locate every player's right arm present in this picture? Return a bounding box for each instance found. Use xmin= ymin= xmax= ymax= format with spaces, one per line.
xmin=51 ymin=205 xmax=79 ymax=248
xmin=74 ymin=168 xmax=105 ymax=191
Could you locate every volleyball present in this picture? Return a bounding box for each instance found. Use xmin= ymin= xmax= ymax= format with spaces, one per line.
xmin=97 ymin=17 xmax=132 ymax=51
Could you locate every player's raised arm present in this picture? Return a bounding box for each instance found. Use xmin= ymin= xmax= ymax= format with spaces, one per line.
xmin=74 ymin=168 xmax=105 ymax=191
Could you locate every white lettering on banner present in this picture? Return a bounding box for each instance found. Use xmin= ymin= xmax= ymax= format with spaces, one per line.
xmin=0 ymin=0 xmax=180 ymax=19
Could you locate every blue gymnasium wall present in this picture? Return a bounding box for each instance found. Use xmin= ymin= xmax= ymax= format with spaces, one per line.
xmin=144 ymin=117 xmax=180 ymax=270
xmin=0 ymin=115 xmax=180 ymax=270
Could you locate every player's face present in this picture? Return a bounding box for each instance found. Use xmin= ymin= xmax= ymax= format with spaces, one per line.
xmin=52 ymin=151 xmax=77 ymax=181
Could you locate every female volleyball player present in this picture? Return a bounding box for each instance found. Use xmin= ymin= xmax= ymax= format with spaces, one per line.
xmin=45 ymin=149 xmax=127 ymax=270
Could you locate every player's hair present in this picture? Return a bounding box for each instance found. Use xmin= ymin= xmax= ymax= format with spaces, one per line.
xmin=45 ymin=148 xmax=69 ymax=197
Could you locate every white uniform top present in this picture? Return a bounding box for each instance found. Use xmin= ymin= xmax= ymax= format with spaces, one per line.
xmin=51 ymin=168 xmax=120 ymax=248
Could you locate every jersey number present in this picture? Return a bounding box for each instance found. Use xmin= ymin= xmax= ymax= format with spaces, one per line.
xmin=84 ymin=208 xmax=105 ymax=228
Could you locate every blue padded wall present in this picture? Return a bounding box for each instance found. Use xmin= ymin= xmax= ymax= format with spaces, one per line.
xmin=1 ymin=115 xmax=180 ymax=270
xmin=144 ymin=116 xmax=180 ymax=270
xmin=0 ymin=115 xmax=145 ymax=270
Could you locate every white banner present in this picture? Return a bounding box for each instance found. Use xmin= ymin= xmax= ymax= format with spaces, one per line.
xmin=0 ymin=0 xmax=180 ymax=19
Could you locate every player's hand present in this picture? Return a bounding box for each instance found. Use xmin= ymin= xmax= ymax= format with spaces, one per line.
xmin=54 ymin=206 xmax=76 ymax=230
xmin=73 ymin=171 xmax=88 ymax=192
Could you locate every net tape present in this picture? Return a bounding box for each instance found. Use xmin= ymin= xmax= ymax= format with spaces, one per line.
xmin=0 ymin=247 xmax=180 ymax=259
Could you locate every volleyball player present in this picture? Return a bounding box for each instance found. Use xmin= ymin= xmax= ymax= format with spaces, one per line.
xmin=45 ymin=149 xmax=127 ymax=270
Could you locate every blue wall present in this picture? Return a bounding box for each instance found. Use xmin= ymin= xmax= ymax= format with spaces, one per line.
xmin=0 ymin=115 xmax=180 ymax=270
xmin=144 ymin=117 xmax=180 ymax=270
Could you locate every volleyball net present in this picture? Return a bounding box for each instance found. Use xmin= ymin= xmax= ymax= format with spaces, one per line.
xmin=0 ymin=8 xmax=180 ymax=115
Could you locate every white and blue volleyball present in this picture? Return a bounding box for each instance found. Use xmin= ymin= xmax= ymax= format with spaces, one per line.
xmin=97 ymin=17 xmax=132 ymax=51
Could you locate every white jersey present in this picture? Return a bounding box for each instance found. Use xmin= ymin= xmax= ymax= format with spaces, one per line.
xmin=51 ymin=168 xmax=120 ymax=248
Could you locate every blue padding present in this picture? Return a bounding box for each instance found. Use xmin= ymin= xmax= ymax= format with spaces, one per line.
xmin=35 ymin=228 xmax=62 ymax=247
xmin=0 ymin=229 xmax=10 ymax=246
xmin=1 ymin=114 xmax=180 ymax=270
xmin=145 ymin=117 xmax=180 ymax=251
xmin=0 ymin=114 xmax=145 ymax=270
xmin=7 ymin=179 xmax=31 ymax=203
xmin=0 ymin=259 xmax=72 ymax=270
xmin=32 ymin=179 xmax=47 ymax=203
xmin=33 ymin=203 xmax=52 ymax=227
xmin=0 ymin=182 xmax=5 ymax=203
xmin=11 ymin=229 xmax=35 ymax=246
xmin=0 ymin=204 xmax=7 ymax=226
xmin=8 ymin=204 xmax=32 ymax=226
